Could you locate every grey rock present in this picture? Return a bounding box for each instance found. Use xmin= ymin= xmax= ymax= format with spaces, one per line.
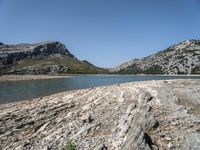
xmin=111 ymin=39 xmax=200 ymax=74
xmin=0 ymin=80 xmax=199 ymax=149
xmin=182 ymin=133 xmax=200 ymax=150
xmin=122 ymin=125 xmax=152 ymax=150
xmin=141 ymin=112 xmax=159 ymax=130
xmin=9 ymin=64 xmax=70 ymax=75
xmin=151 ymin=145 xmax=159 ymax=150
xmin=168 ymin=142 xmax=174 ymax=149
xmin=165 ymin=137 xmax=172 ymax=141
xmin=96 ymin=144 xmax=108 ymax=150
xmin=80 ymin=113 xmax=93 ymax=123
xmin=138 ymin=92 xmax=152 ymax=109
xmin=0 ymin=41 xmax=104 ymax=74
xmin=0 ymin=41 xmax=72 ymax=66
xmin=170 ymin=120 xmax=179 ymax=126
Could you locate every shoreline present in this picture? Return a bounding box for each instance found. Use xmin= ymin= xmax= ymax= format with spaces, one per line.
xmin=1 ymin=78 xmax=200 ymax=105
xmin=0 ymin=74 xmax=200 ymax=82
xmin=0 ymin=79 xmax=199 ymax=149
xmin=0 ymin=75 xmax=71 ymax=82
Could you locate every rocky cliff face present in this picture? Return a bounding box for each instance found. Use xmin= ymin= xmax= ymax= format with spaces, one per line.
xmin=0 ymin=41 xmax=105 ymax=74
xmin=112 ymin=40 xmax=200 ymax=74
xmin=0 ymin=41 xmax=73 ymax=66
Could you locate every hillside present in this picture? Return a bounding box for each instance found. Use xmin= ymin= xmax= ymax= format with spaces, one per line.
xmin=112 ymin=40 xmax=200 ymax=74
xmin=0 ymin=41 xmax=106 ymax=74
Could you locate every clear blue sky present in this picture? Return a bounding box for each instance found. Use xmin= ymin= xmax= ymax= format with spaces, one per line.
xmin=0 ymin=0 xmax=200 ymax=67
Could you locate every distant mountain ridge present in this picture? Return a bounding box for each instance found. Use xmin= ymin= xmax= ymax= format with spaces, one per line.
xmin=111 ymin=40 xmax=200 ymax=74
xmin=0 ymin=41 xmax=106 ymax=74
xmin=1 ymin=39 xmax=200 ymax=75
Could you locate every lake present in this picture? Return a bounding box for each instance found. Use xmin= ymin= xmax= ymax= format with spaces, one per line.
xmin=0 ymin=75 xmax=200 ymax=103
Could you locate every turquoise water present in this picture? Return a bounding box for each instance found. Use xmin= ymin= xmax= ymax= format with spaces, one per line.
xmin=0 ymin=75 xmax=200 ymax=103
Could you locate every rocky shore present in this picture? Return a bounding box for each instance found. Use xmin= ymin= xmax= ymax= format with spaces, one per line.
xmin=0 ymin=80 xmax=200 ymax=150
xmin=0 ymin=75 xmax=70 ymax=81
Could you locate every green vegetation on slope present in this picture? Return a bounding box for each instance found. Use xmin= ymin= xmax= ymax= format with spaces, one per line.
xmin=58 ymin=139 xmax=76 ymax=150
xmin=118 ymin=65 xmax=164 ymax=74
xmin=13 ymin=55 xmax=107 ymax=74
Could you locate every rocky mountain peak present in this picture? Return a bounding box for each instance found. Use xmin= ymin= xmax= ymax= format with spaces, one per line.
xmin=32 ymin=41 xmax=73 ymax=57
xmin=111 ymin=59 xmax=140 ymax=72
xmin=112 ymin=39 xmax=200 ymax=74
xmin=0 ymin=41 xmax=72 ymax=55
xmin=168 ymin=39 xmax=200 ymax=51
xmin=0 ymin=41 xmax=75 ymax=71
xmin=0 ymin=41 xmax=105 ymax=74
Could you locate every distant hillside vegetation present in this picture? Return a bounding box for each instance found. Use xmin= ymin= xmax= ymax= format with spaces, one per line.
xmin=0 ymin=41 xmax=106 ymax=75
xmin=111 ymin=40 xmax=200 ymax=74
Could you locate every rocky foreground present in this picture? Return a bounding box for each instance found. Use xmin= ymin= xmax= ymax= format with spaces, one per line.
xmin=0 ymin=80 xmax=200 ymax=150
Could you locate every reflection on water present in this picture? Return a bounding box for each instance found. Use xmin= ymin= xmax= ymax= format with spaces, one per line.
xmin=0 ymin=75 xmax=200 ymax=103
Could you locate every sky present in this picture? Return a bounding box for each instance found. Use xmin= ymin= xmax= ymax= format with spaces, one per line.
xmin=0 ymin=0 xmax=200 ymax=67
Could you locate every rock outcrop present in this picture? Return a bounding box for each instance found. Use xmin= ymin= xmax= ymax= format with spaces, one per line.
xmin=0 ymin=79 xmax=199 ymax=150
xmin=0 ymin=41 xmax=105 ymax=74
xmin=112 ymin=40 xmax=200 ymax=74
xmin=0 ymin=41 xmax=72 ymax=66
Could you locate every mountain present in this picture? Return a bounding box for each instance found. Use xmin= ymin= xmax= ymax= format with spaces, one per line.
xmin=112 ymin=40 xmax=200 ymax=74
xmin=0 ymin=41 xmax=106 ymax=74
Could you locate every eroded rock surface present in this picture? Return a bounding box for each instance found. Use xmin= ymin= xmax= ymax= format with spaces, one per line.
xmin=111 ymin=40 xmax=200 ymax=74
xmin=0 ymin=41 xmax=105 ymax=74
xmin=0 ymin=80 xmax=200 ymax=150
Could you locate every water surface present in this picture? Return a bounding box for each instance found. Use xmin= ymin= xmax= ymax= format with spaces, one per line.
xmin=0 ymin=75 xmax=200 ymax=103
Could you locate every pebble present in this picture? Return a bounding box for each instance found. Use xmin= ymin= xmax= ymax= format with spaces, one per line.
xmin=165 ymin=137 xmax=172 ymax=141
xmin=80 ymin=114 xmax=93 ymax=123
xmin=168 ymin=142 xmax=174 ymax=149
xmin=170 ymin=120 xmax=179 ymax=126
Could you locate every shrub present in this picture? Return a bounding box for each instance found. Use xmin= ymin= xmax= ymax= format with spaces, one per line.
xmin=58 ymin=139 xmax=76 ymax=150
